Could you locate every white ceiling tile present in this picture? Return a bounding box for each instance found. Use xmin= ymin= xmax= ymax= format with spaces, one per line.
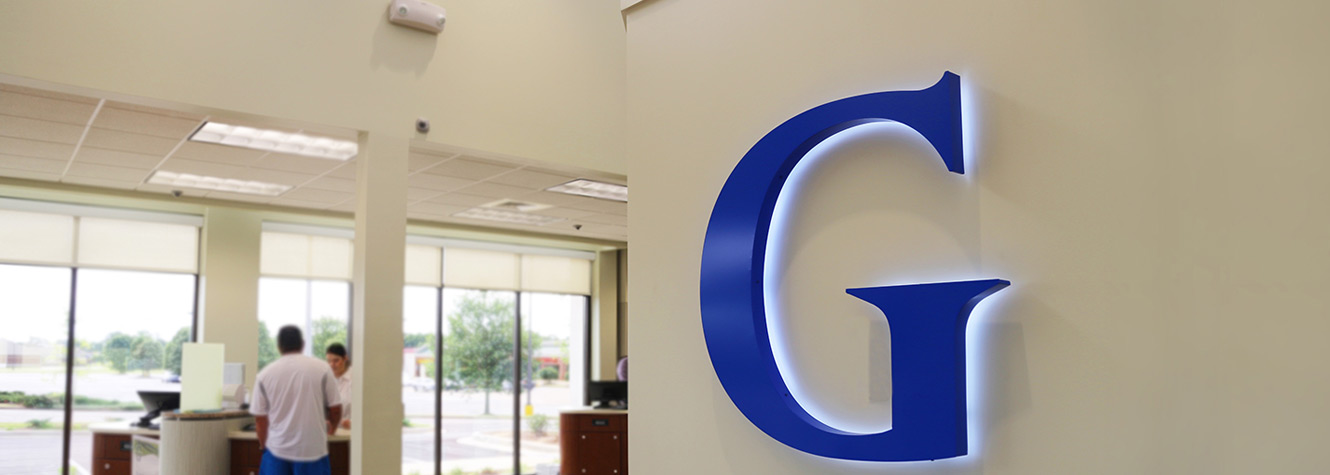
xmin=408 ymin=173 xmax=472 ymax=192
xmin=0 ymin=84 xmax=98 ymax=104
xmin=577 ymin=223 xmax=628 ymax=239
xmin=156 ymin=158 xmax=250 ymax=178
xmin=407 ymin=188 xmax=443 ymax=202
xmin=534 ymin=207 xmax=598 ymax=219
xmin=74 ymin=147 xmax=162 ymax=169
xmin=281 ymin=187 xmax=354 ymax=203
xmin=106 ymin=102 xmax=204 ymax=120
xmin=487 ymin=169 xmax=578 ymax=190
xmin=172 ymin=141 xmax=266 ymax=164
xmin=423 ymin=192 xmax=494 ymax=207
xmin=0 ymin=92 xmax=97 ymax=125
xmin=574 ymin=213 xmax=628 ymax=226
xmin=408 ymin=152 xmax=451 ymax=172
xmin=305 ymin=176 xmax=357 ymax=192
xmin=326 ymin=161 xmax=356 ymax=179
xmin=571 ymin=198 xmax=628 ymax=216
xmin=252 ymin=152 xmax=344 ymax=175
xmin=407 ymin=202 xmax=468 ymax=216
xmin=202 ymin=191 xmax=275 ymax=204
xmin=82 ymin=128 xmax=179 ymax=156
xmin=453 ymin=182 xmax=539 ymax=199
xmin=66 ymin=162 xmax=150 ymax=182
xmin=422 ymin=156 xmax=517 ymax=181
xmin=0 ymin=115 xmax=86 ymax=144
xmin=521 ymin=190 xmax=599 ymax=208
xmin=135 ymin=183 xmax=208 ymax=198
xmin=0 ymin=168 xmax=62 ymax=182
xmin=0 ymin=136 xmax=75 ymax=160
xmin=93 ymin=106 xmax=201 ymax=139
xmin=236 ymin=168 xmax=316 ymax=186
xmin=0 ymin=153 xmax=66 ymax=173
xmin=61 ymin=175 xmax=139 ymax=191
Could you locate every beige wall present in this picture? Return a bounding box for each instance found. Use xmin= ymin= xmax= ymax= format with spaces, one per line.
xmin=627 ymin=1 xmax=1330 ymax=474
xmin=0 ymin=0 xmax=626 ymax=174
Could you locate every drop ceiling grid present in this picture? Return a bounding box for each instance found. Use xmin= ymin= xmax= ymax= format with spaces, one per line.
xmin=0 ymin=82 xmax=627 ymax=242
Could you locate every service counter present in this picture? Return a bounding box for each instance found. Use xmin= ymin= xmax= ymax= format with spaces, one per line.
xmin=89 ymin=414 xmax=350 ymax=475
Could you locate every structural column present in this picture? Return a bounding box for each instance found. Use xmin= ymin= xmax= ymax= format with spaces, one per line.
xmin=591 ymin=250 xmax=620 ymax=380
xmin=197 ymin=208 xmax=261 ymax=388
xmin=351 ymin=132 xmax=408 ymax=474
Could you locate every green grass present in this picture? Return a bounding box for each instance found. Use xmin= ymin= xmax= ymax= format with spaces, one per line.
xmin=0 ymin=421 xmax=89 ymax=431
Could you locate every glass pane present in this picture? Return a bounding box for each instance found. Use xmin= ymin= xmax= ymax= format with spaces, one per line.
xmin=0 ymin=264 xmax=71 ymax=474
xmin=259 ymin=278 xmax=351 ymax=369
xmin=519 ymin=293 xmax=589 ymax=474
xmin=309 ymin=280 xmax=350 ymax=356
xmin=402 ymin=285 xmax=439 ymax=474
xmin=71 ymin=269 xmax=195 ymax=472
xmin=257 ymin=277 xmax=305 ymax=371
xmin=440 ymin=288 xmax=517 ymax=475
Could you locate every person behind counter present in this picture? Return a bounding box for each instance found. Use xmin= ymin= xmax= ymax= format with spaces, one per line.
xmin=251 ymin=325 xmax=342 ymax=475
xmin=325 ymin=342 xmax=352 ymax=429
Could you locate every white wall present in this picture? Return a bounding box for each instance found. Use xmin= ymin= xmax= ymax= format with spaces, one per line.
xmin=0 ymin=0 xmax=626 ymax=174
xmin=626 ymin=1 xmax=1330 ymax=474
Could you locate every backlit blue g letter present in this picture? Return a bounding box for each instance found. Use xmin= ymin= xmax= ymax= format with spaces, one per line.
xmin=699 ymin=72 xmax=1009 ymax=462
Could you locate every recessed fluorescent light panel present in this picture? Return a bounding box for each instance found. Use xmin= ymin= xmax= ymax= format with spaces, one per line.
xmin=148 ymin=170 xmax=291 ymax=196
xmin=546 ymin=179 xmax=627 ymax=202
xmin=189 ymin=122 xmax=358 ymax=160
xmin=453 ymin=207 xmax=566 ymax=226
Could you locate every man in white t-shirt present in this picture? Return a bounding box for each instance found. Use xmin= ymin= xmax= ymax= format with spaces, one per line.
xmin=251 ymin=325 xmax=342 ymax=475
xmin=324 ymin=343 xmax=352 ymax=429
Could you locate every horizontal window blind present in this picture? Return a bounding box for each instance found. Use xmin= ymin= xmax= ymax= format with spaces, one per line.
xmin=260 ymin=231 xmax=353 ymax=280
xmin=0 ymin=209 xmax=75 ymax=266
xmin=0 ymin=203 xmax=199 ymax=273
xmin=442 ymin=247 xmax=520 ymax=291
xmin=405 ymin=244 xmax=442 ymax=286
xmin=78 ymin=217 xmax=199 ymax=273
xmin=520 ymin=254 xmax=592 ymax=295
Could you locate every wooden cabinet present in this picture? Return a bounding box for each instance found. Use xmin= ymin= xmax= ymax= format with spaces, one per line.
xmin=230 ymin=439 xmax=262 ymax=475
xmin=229 ymin=438 xmax=349 ymax=475
xmin=560 ymin=411 xmax=628 ymax=475
xmin=91 ymin=433 xmax=136 ymax=475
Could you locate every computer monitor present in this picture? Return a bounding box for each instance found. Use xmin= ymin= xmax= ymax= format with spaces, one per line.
xmin=136 ymin=391 xmax=181 ymax=428
xmin=586 ymin=380 xmax=627 ymax=409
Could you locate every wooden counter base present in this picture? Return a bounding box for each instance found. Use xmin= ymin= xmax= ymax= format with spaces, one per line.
xmin=560 ymin=410 xmax=627 ymax=475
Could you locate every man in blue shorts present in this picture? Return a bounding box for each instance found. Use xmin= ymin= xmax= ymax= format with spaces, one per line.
xmin=251 ymin=325 xmax=342 ymax=474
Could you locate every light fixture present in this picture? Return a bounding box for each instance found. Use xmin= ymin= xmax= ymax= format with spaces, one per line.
xmin=189 ymin=122 xmax=358 ymax=160
xmin=453 ymin=207 xmax=565 ymax=226
xmin=480 ymin=199 xmax=552 ymax=213
xmin=546 ymin=179 xmax=627 ymax=202
xmin=147 ymin=170 xmax=291 ymax=196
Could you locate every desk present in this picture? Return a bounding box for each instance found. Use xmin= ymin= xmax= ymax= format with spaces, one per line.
xmin=560 ymin=409 xmax=627 ymax=475
xmin=89 ymin=419 xmax=350 ymax=475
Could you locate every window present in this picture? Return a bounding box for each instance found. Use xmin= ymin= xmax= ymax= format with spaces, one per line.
xmin=401 ymin=240 xmax=593 ymax=475
xmin=258 ymin=229 xmax=353 ymax=369
xmin=0 ymin=203 xmax=200 ymax=475
xmin=0 ymin=264 xmax=72 ymax=474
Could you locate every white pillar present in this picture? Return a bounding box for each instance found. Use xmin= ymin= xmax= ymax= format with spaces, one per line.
xmin=197 ymin=208 xmax=261 ymax=388
xmin=350 ymin=132 xmax=407 ymax=474
xmin=591 ymin=250 xmax=620 ymax=380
